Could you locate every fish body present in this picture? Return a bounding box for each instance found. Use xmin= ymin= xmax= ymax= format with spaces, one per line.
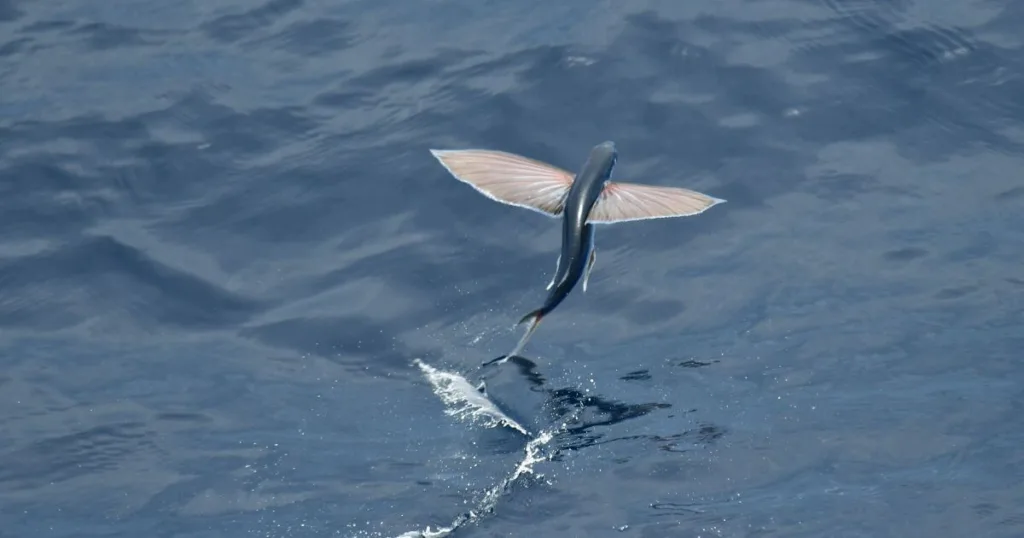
xmin=510 ymin=142 xmax=616 ymax=355
xmin=429 ymin=141 xmax=725 ymax=360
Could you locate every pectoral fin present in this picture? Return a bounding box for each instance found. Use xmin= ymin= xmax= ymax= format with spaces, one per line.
xmin=583 ymin=249 xmax=597 ymax=292
xmin=586 ymin=181 xmax=726 ymax=223
xmin=429 ymin=149 xmax=575 ymax=217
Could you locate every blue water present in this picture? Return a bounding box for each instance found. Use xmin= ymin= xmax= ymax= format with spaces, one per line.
xmin=2 ymin=0 xmax=1023 ymax=536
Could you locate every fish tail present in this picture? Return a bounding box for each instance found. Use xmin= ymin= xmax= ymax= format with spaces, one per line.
xmin=503 ymin=308 xmax=545 ymax=360
xmin=517 ymin=307 xmax=545 ymax=327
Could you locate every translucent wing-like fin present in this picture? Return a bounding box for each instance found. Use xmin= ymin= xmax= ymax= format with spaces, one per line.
xmin=587 ymin=181 xmax=726 ymax=223
xmin=430 ymin=149 xmax=575 ymax=216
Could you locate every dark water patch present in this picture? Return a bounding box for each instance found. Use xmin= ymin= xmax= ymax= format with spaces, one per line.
xmin=678 ymin=359 xmax=717 ymax=368
xmin=5 ymin=114 xmax=151 ymax=158
xmin=650 ymin=501 xmax=708 ymax=516
xmin=202 ymin=0 xmax=305 ymax=44
xmin=18 ymin=19 xmax=76 ymax=33
xmin=803 ymin=171 xmax=879 ymax=201
xmin=9 ymin=17 xmax=178 ymax=54
xmin=0 ymin=234 xmax=264 ymax=331
xmin=882 ymin=246 xmax=929 ymax=262
xmin=996 ymin=185 xmax=1024 ymax=201
xmin=0 ymin=421 xmax=154 ymax=489
xmin=260 ymin=17 xmax=354 ymax=57
xmin=0 ymin=0 xmax=21 ymax=22
xmin=595 ymin=422 xmax=728 ymax=455
xmin=933 ymin=285 xmax=977 ymax=300
xmin=339 ymin=57 xmax=456 ymax=97
xmin=620 ymin=369 xmax=651 ymax=381
xmin=154 ymin=412 xmax=214 ymax=424
xmin=69 ymin=22 xmax=161 ymax=50
xmin=0 ymin=35 xmax=29 ymax=56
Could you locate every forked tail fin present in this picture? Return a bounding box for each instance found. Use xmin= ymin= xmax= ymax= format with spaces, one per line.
xmin=504 ymin=308 xmax=545 ymax=360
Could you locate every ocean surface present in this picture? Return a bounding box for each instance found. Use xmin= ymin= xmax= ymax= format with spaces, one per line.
xmin=2 ymin=0 xmax=1023 ymax=536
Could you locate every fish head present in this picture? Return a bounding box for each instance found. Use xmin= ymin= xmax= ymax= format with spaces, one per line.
xmin=574 ymin=141 xmax=619 ymax=212
xmin=580 ymin=141 xmax=618 ymax=185
xmin=591 ymin=141 xmax=618 ymax=179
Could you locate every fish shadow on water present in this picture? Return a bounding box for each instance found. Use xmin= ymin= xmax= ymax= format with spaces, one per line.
xmin=481 ymin=354 xmax=546 ymax=388
xmin=477 ymin=354 xmax=727 ymax=456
